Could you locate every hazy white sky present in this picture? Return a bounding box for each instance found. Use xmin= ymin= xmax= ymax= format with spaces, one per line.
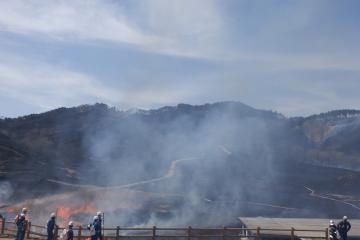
xmin=0 ymin=0 xmax=359 ymax=117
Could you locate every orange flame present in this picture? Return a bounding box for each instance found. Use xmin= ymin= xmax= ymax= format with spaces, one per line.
xmin=6 ymin=207 xmax=18 ymax=213
xmin=56 ymin=203 xmax=96 ymax=226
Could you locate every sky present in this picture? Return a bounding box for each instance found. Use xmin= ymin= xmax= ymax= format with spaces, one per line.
xmin=0 ymin=0 xmax=359 ymax=117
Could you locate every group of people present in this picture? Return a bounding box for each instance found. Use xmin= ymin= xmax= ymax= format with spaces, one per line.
xmin=49 ymin=211 xmax=103 ymax=240
xmin=12 ymin=209 xmax=353 ymax=240
xmin=14 ymin=208 xmax=103 ymax=240
xmin=329 ymin=216 xmax=352 ymax=240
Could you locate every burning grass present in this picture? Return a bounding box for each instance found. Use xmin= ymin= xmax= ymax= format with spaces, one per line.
xmin=2 ymin=188 xmax=182 ymax=227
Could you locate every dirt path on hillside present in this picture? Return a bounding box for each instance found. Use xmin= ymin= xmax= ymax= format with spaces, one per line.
xmin=47 ymin=157 xmax=199 ymax=190
xmin=305 ymin=186 xmax=360 ymax=210
xmin=47 ymin=144 xmax=234 ymax=190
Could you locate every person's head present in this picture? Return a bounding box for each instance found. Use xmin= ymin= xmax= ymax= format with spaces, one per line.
xmin=21 ymin=208 xmax=27 ymax=214
xmin=68 ymin=221 xmax=73 ymax=228
xmin=50 ymin=213 xmax=56 ymax=219
xmin=343 ymin=216 xmax=348 ymax=222
xmin=330 ymin=220 xmax=335 ymax=225
xmin=93 ymin=216 xmax=99 ymax=221
xmin=97 ymin=211 xmax=102 ymax=217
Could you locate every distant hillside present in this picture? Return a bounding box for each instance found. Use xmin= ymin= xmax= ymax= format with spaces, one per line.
xmin=1 ymin=102 xmax=360 ymax=223
xmin=0 ymin=102 xmax=283 ymax=197
xmin=294 ymin=109 xmax=360 ymax=170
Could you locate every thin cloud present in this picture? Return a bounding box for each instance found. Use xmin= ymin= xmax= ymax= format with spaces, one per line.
xmin=0 ymin=55 xmax=196 ymax=113
xmin=0 ymin=1 xmax=152 ymax=45
xmin=0 ymin=0 xmax=359 ymax=117
xmin=0 ymin=59 xmax=118 ymax=110
xmin=0 ymin=0 xmax=224 ymax=59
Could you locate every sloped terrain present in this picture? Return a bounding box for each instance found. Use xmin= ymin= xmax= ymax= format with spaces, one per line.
xmin=1 ymin=102 xmax=360 ymax=226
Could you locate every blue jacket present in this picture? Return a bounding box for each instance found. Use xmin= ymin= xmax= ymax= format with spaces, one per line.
xmin=94 ymin=220 xmax=101 ymax=233
xmin=47 ymin=218 xmax=56 ymax=232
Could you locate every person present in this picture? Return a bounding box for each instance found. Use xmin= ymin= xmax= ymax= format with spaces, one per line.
xmin=67 ymin=222 xmax=74 ymax=240
xmin=96 ymin=212 xmax=102 ymax=240
xmin=88 ymin=213 xmax=101 ymax=240
xmin=14 ymin=213 xmax=26 ymax=240
xmin=46 ymin=213 xmax=57 ymax=240
xmin=88 ymin=216 xmax=99 ymax=240
xmin=337 ymin=216 xmax=351 ymax=240
xmin=61 ymin=222 xmax=74 ymax=240
xmin=329 ymin=220 xmax=338 ymax=240
xmin=14 ymin=208 xmax=28 ymax=240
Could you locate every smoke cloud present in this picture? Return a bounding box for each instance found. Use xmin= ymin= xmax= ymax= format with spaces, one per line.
xmin=2 ymin=103 xmax=360 ymax=228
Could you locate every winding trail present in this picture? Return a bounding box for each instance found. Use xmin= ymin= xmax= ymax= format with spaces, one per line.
xmin=47 ymin=144 xmax=232 ymax=190
xmin=47 ymin=148 xmax=296 ymax=212
xmin=245 ymin=201 xmax=298 ymax=210
xmin=204 ymin=198 xmax=298 ymax=211
xmin=0 ymin=145 xmax=24 ymax=157
xmin=47 ymin=157 xmax=198 ymax=190
xmin=305 ymin=186 xmax=360 ymax=210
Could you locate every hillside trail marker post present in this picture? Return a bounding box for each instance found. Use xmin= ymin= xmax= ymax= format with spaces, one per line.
xmin=152 ymin=226 xmax=156 ymax=240
xmin=256 ymin=226 xmax=260 ymax=240
xmin=1 ymin=218 xmax=5 ymax=235
xmin=54 ymin=225 xmax=58 ymax=240
xmin=222 ymin=227 xmax=227 ymax=240
xmin=187 ymin=226 xmax=191 ymax=240
xmin=102 ymin=212 xmax=104 ymax=240
xmin=77 ymin=225 xmax=82 ymax=240
xmin=26 ymin=221 xmax=31 ymax=239
xmin=116 ymin=226 xmax=120 ymax=240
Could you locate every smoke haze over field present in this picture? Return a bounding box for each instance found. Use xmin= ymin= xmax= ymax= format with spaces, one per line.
xmin=80 ymin=103 xmax=280 ymax=226
xmin=0 ymin=0 xmax=360 ymax=229
xmin=2 ymin=103 xmax=360 ymax=227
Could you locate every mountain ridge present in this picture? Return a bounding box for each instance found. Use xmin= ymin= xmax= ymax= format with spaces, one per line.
xmin=1 ymin=101 xmax=360 ymax=223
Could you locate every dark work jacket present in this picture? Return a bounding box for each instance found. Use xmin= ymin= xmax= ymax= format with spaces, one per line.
xmin=329 ymin=225 xmax=337 ymax=239
xmin=94 ymin=220 xmax=101 ymax=234
xmin=67 ymin=229 xmax=74 ymax=240
xmin=98 ymin=217 xmax=102 ymax=231
xmin=47 ymin=218 xmax=56 ymax=232
xmin=16 ymin=216 xmax=27 ymax=231
xmin=337 ymin=220 xmax=351 ymax=234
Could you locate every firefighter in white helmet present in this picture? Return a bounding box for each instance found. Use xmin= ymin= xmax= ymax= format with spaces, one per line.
xmin=96 ymin=212 xmax=103 ymax=240
xmin=329 ymin=220 xmax=338 ymax=240
xmin=14 ymin=208 xmax=28 ymax=240
xmin=46 ymin=213 xmax=57 ymax=240
xmin=66 ymin=221 xmax=74 ymax=240
xmin=88 ymin=216 xmax=100 ymax=240
xmin=61 ymin=221 xmax=74 ymax=240
xmin=337 ymin=216 xmax=351 ymax=240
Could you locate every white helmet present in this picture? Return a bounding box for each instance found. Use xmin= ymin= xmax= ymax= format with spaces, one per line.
xmin=22 ymin=208 xmax=27 ymax=214
xmin=330 ymin=220 xmax=335 ymax=225
xmin=50 ymin=213 xmax=56 ymax=218
xmin=343 ymin=216 xmax=348 ymax=220
xmin=68 ymin=221 xmax=73 ymax=226
xmin=93 ymin=216 xmax=99 ymax=220
xmin=97 ymin=211 xmax=102 ymax=216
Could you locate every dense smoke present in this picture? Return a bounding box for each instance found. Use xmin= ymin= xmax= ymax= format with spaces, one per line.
xmin=75 ymin=103 xmax=282 ymax=226
xmin=2 ymin=103 xmax=360 ymax=227
xmin=0 ymin=181 xmax=12 ymax=205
